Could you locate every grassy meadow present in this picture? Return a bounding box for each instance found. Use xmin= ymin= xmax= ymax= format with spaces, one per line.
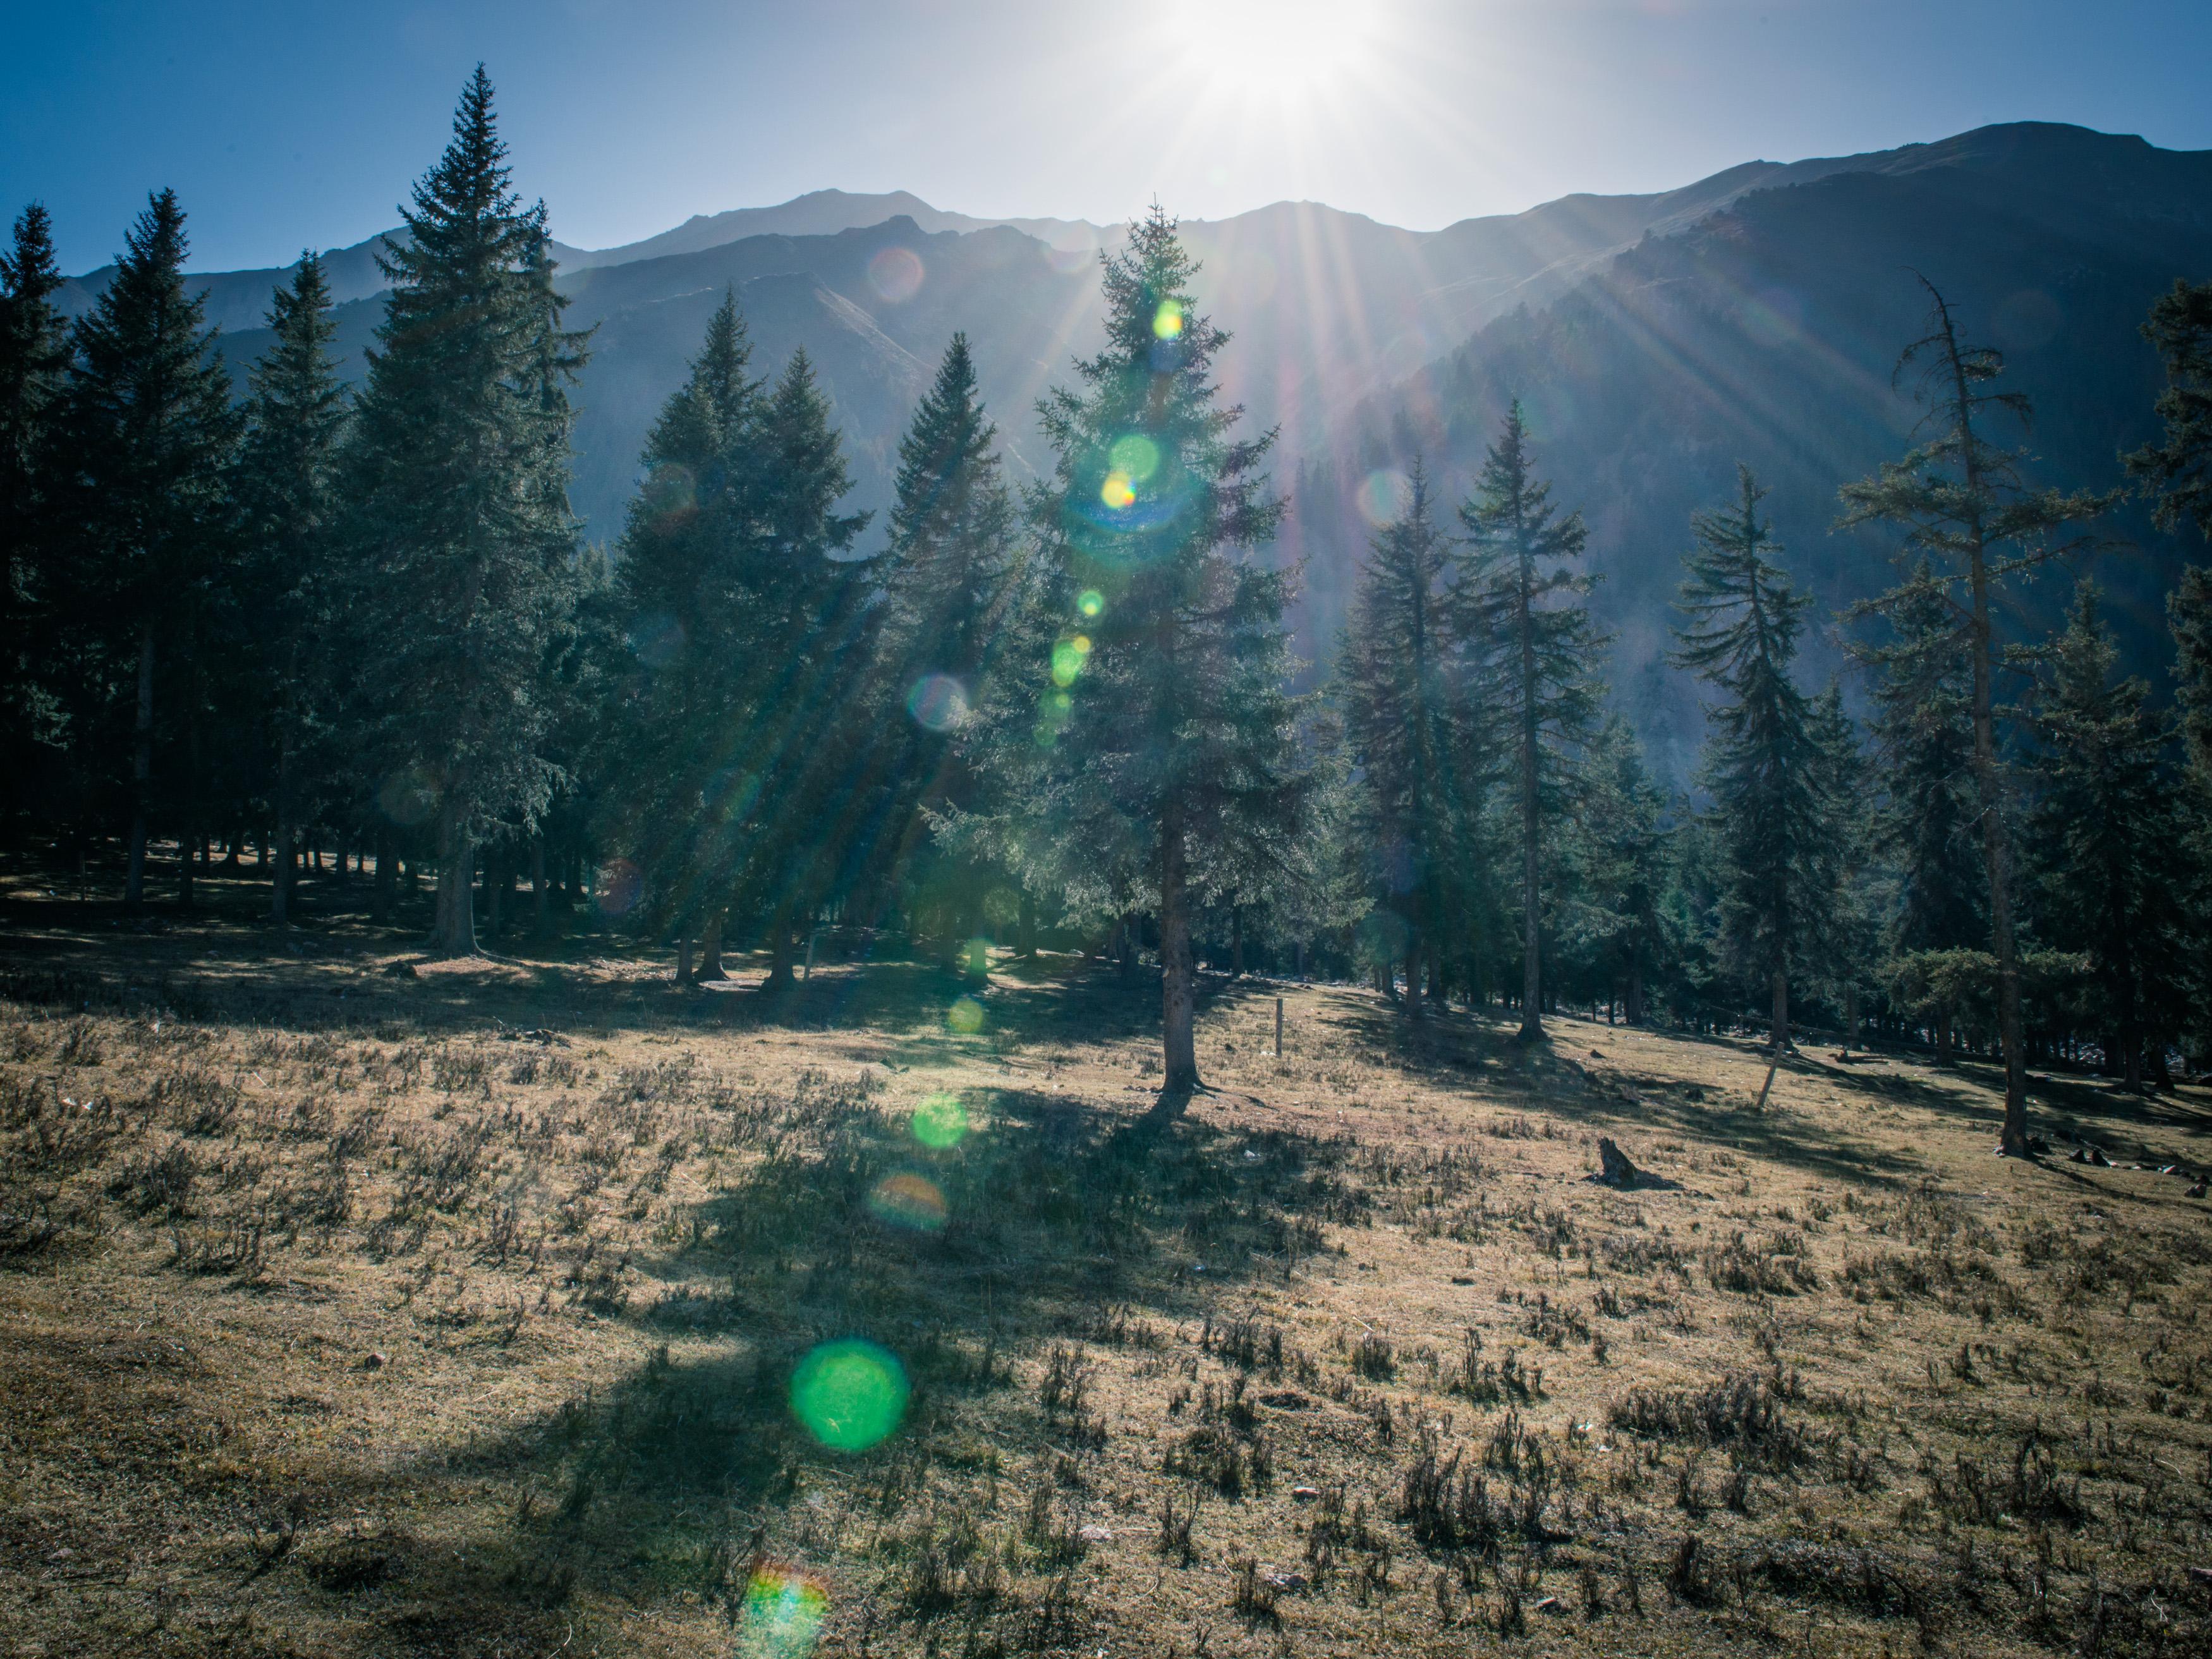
xmin=3 ymin=854 xmax=2209 ymax=1658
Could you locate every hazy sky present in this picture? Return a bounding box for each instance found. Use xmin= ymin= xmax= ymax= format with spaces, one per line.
xmin=8 ymin=0 xmax=2210 ymax=274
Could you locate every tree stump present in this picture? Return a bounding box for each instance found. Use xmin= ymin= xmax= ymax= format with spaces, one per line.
xmin=1596 ymin=1138 xmax=1642 ymax=1188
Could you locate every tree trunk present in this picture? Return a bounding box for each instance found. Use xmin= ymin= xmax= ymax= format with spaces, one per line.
xmin=695 ymin=911 xmax=726 ymax=981
xmin=676 ymin=932 xmax=693 ymax=986
xmin=1117 ymin=914 xmax=1138 ymax=985
xmin=1947 ymin=360 xmax=2030 ymax=1152
xmin=530 ymin=834 xmax=549 ymax=937
xmin=763 ymin=904 xmax=796 ymax=992
xmin=373 ymin=825 xmax=396 ymax=924
xmin=1159 ymin=805 xmax=1200 ymax=1094
xmin=270 ymin=732 xmax=295 ymax=925
xmin=1518 ymin=607 xmax=1543 ymax=1042
xmin=486 ymin=841 xmax=506 ymax=939
xmin=125 ymin=623 xmax=154 ymax=911
xmin=1627 ymin=964 xmax=1645 ymax=1026
xmin=1018 ymin=892 xmax=1036 ymax=959
xmin=1845 ymin=983 xmax=1860 ymax=1055
xmin=1403 ymin=928 xmax=1423 ymax=1021
xmin=429 ymin=799 xmax=477 ymax=957
xmin=1231 ymin=906 xmax=1244 ymax=978
xmin=1770 ymin=966 xmax=1789 ymax=1054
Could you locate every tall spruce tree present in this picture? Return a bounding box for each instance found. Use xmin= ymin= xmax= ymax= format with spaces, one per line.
xmin=1574 ymin=716 xmax=1672 ymax=1025
xmin=604 ymin=290 xmax=765 ymax=979
xmin=2127 ymin=277 xmax=2212 ymax=1067
xmin=234 ymin=253 xmax=346 ymax=924
xmin=875 ymin=332 xmax=1021 ymax=956
xmin=341 ymin=68 xmax=586 ymax=956
xmin=1864 ymin=559 xmax=1987 ymax=959
xmin=1 ymin=204 xmax=70 ymax=811
xmin=1007 ymin=207 xmax=1299 ymax=1094
xmin=1837 ymin=279 xmax=2111 ymax=1154
xmin=1456 ymin=404 xmax=1606 ymax=1041
xmin=54 ymin=188 xmax=240 ymax=909
xmin=721 ymin=349 xmax=873 ymax=989
xmin=2029 ymin=585 xmax=2183 ymax=1090
xmin=1671 ymin=466 xmax=1829 ymax=1051
xmin=1338 ymin=461 xmax=1471 ymax=1018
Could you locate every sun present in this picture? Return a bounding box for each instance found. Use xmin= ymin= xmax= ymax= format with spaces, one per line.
xmin=1174 ymin=0 xmax=1383 ymax=100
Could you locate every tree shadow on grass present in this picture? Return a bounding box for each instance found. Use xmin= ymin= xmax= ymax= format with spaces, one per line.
xmin=1317 ymin=994 xmax=1932 ymax=1191
xmin=395 ymin=1083 xmax=1368 ymax=1638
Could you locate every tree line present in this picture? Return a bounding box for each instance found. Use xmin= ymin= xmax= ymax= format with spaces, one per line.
xmin=3 ymin=73 xmax=2208 ymax=1126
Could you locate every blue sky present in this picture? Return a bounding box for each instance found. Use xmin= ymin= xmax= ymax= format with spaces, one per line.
xmin=8 ymin=0 xmax=2210 ymax=274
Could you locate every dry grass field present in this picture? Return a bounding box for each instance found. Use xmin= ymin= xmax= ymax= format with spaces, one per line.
xmin=3 ymin=865 xmax=2210 ymax=1658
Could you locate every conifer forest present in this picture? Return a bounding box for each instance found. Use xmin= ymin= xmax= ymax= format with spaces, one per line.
xmin=4 ymin=41 xmax=2212 ymax=1659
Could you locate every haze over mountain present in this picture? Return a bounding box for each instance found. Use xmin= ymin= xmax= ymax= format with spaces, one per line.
xmin=53 ymin=120 xmax=2212 ymax=771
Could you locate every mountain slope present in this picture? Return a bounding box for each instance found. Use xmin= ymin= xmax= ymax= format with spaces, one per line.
xmin=1299 ymin=122 xmax=2212 ymax=776
xmin=50 ymin=122 xmax=2212 ymax=766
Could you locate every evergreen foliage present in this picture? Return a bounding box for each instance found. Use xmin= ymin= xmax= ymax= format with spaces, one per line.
xmin=1671 ymin=465 xmax=1833 ymax=1050
xmin=51 ymin=188 xmax=241 ymax=909
xmin=987 ymin=207 xmax=1301 ymax=1092
xmin=6 ymin=122 xmax=2209 ymax=1096
xmin=233 ymin=253 xmax=347 ymax=923
xmin=0 ymin=203 xmax=70 ymax=810
xmin=339 ymin=68 xmax=587 ymax=956
xmin=873 ymin=332 xmax=1021 ymax=958
xmin=2027 ymin=585 xmax=2185 ymax=1090
xmin=1455 ymin=404 xmax=1607 ymax=1040
xmin=603 ymin=289 xmax=766 ymax=974
xmin=1337 ymin=461 xmax=1476 ymax=1016
xmin=1837 ymin=279 xmax=2113 ymax=1152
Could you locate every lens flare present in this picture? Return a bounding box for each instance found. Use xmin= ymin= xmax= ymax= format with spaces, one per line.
xmin=595 ymin=857 xmax=644 ymax=918
xmin=736 ymin=1567 xmax=829 ymax=1659
xmin=961 ymin=936 xmax=992 ymax=978
xmin=913 ymin=1091 xmax=968 ymax=1148
xmin=1153 ymin=298 xmax=1184 ymax=339
xmin=630 ymin=609 xmax=686 ymax=669
xmin=947 ymin=995 xmax=985 ymax=1035
xmin=868 ymin=1171 xmax=947 ymax=1231
xmin=867 ymin=245 xmax=925 ymax=303
xmin=1050 ymin=641 xmax=1086 ymax=686
xmin=1100 ymin=470 xmax=1136 ymax=510
xmin=1356 ymin=468 xmax=1413 ymax=528
xmin=1077 ymin=589 xmax=1103 ymax=617
xmin=906 ymin=673 xmax=969 ymax=732
xmin=791 ymin=1339 xmax=909 ymax=1452
xmin=1109 ymin=433 xmax=1161 ymax=482
xmin=376 ymin=765 xmax=440 ymax=828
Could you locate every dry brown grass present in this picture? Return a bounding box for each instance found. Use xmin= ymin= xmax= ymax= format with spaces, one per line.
xmin=3 ymin=879 xmax=2210 ymax=1656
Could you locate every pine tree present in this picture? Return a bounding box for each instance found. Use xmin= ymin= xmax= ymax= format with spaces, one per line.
xmin=1337 ymin=461 xmax=1474 ymax=1018
xmin=0 ymin=203 xmax=70 ymax=811
xmin=720 ymin=348 xmax=873 ymax=989
xmin=1807 ymin=681 xmax=1876 ymax=1049
xmin=54 ymin=188 xmax=241 ymax=909
xmin=234 ymin=253 xmax=346 ymax=924
xmin=604 ymin=290 xmax=765 ymax=978
xmin=2127 ymin=278 xmax=2212 ymax=1068
xmin=1455 ymin=403 xmax=1607 ymax=1041
xmin=1837 ymin=278 xmax=2112 ymax=1153
xmin=341 ymin=68 xmax=587 ymax=956
xmin=1671 ymin=465 xmax=1830 ymax=1051
xmin=2028 ymin=584 xmax=2182 ymax=1091
xmin=1004 ymin=207 xmax=1299 ymax=1094
xmin=875 ymin=332 xmax=1021 ymax=958
xmin=1863 ymin=559 xmax=1986 ymax=959
xmin=1573 ymin=716 xmax=1673 ymax=1025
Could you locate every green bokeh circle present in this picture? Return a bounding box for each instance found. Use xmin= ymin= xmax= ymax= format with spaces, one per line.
xmin=789 ymin=1339 xmax=909 ymax=1452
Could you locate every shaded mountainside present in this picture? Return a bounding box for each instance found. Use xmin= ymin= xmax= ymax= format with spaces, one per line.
xmin=49 ymin=124 xmax=2212 ymax=761
xmin=1296 ymin=123 xmax=2212 ymax=777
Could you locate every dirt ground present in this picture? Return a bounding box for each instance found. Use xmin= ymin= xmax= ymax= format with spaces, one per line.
xmin=3 ymin=861 xmax=2209 ymax=1657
